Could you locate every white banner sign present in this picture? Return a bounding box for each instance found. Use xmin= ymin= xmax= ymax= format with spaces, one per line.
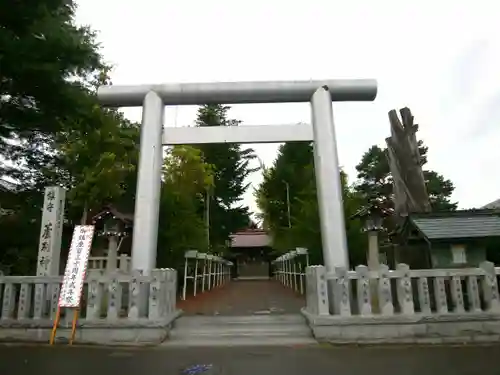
xmin=59 ymin=225 xmax=95 ymax=308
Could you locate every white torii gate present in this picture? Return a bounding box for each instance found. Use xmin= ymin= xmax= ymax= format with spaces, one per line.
xmin=97 ymin=79 xmax=377 ymax=275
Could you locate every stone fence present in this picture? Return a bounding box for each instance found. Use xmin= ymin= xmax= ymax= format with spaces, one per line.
xmin=0 ymin=268 xmax=180 ymax=345
xmin=303 ymin=262 xmax=500 ymax=344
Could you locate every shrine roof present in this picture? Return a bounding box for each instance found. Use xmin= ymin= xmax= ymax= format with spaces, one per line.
xmin=91 ymin=205 xmax=134 ymax=224
xmin=230 ymin=229 xmax=271 ymax=248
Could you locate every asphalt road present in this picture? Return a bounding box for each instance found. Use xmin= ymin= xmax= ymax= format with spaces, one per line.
xmin=0 ymin=343 xmax=498 ymax=375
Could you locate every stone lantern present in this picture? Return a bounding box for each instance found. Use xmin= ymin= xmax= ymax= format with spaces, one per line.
xmin=91 ymin=206 xmax=133 ymax=273
xmin=351 ymin=202 xmax=391 ymax=271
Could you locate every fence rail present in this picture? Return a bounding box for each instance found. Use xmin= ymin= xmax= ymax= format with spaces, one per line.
xmin=272 ymin=248 xmax=309 ymax=294
xmin=181 ymin=250 xmax=232 ymax=300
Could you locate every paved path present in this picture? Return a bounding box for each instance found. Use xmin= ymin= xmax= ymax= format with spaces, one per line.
xmin=178 ymin=280 xmax=304 ymax=316
xmin=1 ymin=344 xmax=498 ymax=374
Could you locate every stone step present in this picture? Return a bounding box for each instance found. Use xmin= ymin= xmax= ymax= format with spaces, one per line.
xmin=170 ymin=325 xmax=312 ymax=338
xmin=166 ymin=313 xmax=316 ymax=346
xmin=162 ymin=336 xmax=318 ymax=347
xmin=174 ymin=314 xmax=306 ymax=328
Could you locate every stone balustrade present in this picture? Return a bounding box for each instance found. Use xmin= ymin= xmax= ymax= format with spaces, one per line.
xmin=0 ymin=268 xmax=180 ymax=345
xmin=181 ymin=250 xmax=233 ymax=300
xmin=88 ymin=254 xmax=131 ymax=273
xmin=272 ymin=247 xmax=309 ymax=294
xmin=303 ymin=262 xmax=500 ymax=343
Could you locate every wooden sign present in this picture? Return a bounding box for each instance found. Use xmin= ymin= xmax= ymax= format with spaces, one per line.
xmin=50 ymin=225 xmax=95 ymax=345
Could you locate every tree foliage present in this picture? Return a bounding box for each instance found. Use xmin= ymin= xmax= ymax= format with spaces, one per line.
xmin=256 ymin=137 xmax=458 ymax=267
xmin=0 ymin=1 xmax=217 ymax=274
xmin=194 ymin=104 xmax=256 ymax=250
xmin=354 ymin=141 xmax=457 ymax=213
xmin=156 ymin=146 xmax=215 ymax=268
xmin=255 ymin=142 xmax=366 ymax=266
xmin=0 ymin=0 xmax=105 ymax=177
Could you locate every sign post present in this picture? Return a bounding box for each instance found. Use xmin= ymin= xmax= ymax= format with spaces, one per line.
xmin=50 ymin=225 xmax=94 ymax=345
xmin=37 ymin=186 xmax=66 ymax=276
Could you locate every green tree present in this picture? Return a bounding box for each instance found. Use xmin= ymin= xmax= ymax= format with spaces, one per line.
xmin=0 ymin=0 xmax=105 ymax=178
xmin=0 ymin=189 xmax=45 ymax=274
xmin=354 ymin=141 xmax=457 ymax=213
xmin=0 ymin=0 xmax=110 ymax=273
xmin=157 ymin=146 xmax=214 ymax=268
xmin=255 ymin=142 xmax=313 ymax=250
xmin=47 ymin=111 xmax=139 ymax=224
xmin=255 ymin=142 xmax=366 ymax=265
xmin=194 ymin=104 xmax=256 ymax=250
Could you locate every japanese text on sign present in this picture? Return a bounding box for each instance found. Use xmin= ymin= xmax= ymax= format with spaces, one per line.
xmin=58 ymin=225 xmax=95 ymax=308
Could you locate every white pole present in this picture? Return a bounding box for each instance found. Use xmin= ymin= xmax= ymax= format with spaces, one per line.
xmin=292 ymin=260 xmax=297 ymax=292
xmin=130 ymin=92 xmax=164 ymax=275
xmin=299 ymin=261 xmax=304 ymax=294
xmin=208 ymin=259 xmax=212 ymax=290
xmin=201 ymin=258 xmax=207 ymax=292
xmin=311 ymin=86 xmax=349 ymax=272
xmin=193 ymin=259 xmax=198 ymax=297
xmin=182 ymin=258 xmax=188 ymax=300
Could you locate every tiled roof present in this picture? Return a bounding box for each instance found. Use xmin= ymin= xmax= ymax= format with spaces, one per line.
xmin=411 ymin=212 xmax=500 ymax=239
xmin=230 ymin=229 xmax=271 ymax=248
xmin=482 ymin=199 xmax=500 ymax=209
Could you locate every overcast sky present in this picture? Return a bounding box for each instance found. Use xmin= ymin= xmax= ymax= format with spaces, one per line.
xmin=75 ymin=0 xmax=499 ymax=215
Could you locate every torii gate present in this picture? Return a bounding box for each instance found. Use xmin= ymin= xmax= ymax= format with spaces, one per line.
xmin=97 ymin=79 xmax=377 ymax=274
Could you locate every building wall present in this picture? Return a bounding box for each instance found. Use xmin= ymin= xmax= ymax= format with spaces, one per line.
xmin=396 ymin=243 xmax=431 ymax=269
xmin=229 ymin=246 xmax=272 ymax=278
xmin=431 ymin=242 xmax=486 ymax=268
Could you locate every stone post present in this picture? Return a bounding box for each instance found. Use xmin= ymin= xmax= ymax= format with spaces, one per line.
xmin=36 ymin=186 xmax=66 ymax=276
xmin=2 ymin=283 xmax=15 ymax=319
xmin=332 ymin=267 xmax=351 ymax=316
xmin=367 ymin=230 xmax=380 ymax=312
xmin=356 ymin=265 xmax=372 ymax=316
xmin=396 ymin=264 xmax=414 ymax=315
xmin=86 ymin=271 xmax=103 ymax=320
xmin=148 ymin=269 xmax=164 ymax=320
xmin=480 ymin=261 xmax=500 ymax=313
xmin=367 ymin=231 xmax=380 ymax=271
xmin=378 ymin=265 xmax=394 ymax=315
xmin=106 ymin=234 xmax=118 ymax=273
xmin=119 ymin=254 xmax=129 ymax=272
xmin=107 ymin=271 xmax=122 ymax=320
xmin=417 ymin=277 xmax=431 ymax=314
xmin=17 ymin=283 xmax=32 ymax=319
xmin=305 ymin=266 xmax=329 ymax=315
xmin=433 ymin=276 xmax=448 ymax=314
xmin=36 ymin=186 xmax=65 ymax=314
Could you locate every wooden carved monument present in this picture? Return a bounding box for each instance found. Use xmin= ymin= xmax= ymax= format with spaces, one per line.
xmin=386 ymin=107 xmax=431 ymax=218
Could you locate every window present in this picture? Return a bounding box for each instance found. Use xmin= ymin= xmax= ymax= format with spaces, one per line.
xmin=451 ymin=245 xmax=467 ymax=264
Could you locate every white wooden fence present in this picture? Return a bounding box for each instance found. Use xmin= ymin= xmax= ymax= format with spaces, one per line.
xmin=272 ymin=248 xmax=309 ymax=294
xmin=181 ymin=250 xmax=233 ymax=300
